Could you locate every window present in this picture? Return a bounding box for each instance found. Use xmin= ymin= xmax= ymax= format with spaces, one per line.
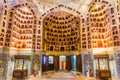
xmin=5 ymin=5 xmax=7 ymax=8
xmin=10 ymin=12 xmax=13 ymax=17
xmin=39 ymin=21 xmax=41 ymax=24
xmin=82 ymin=19 xmax=84 ymax=23
xmin=8 ymin=23 xmax=12 ymax=28
xmin=49 ymin=56 xmax=53 ymax=64
xmin=98 ymin=41 xmax=103 ymax=47
xmin=112 ymin=19 xmax=116 ymax=25
xmin=4 ymin=10 xmax=7 ymax=15
xmin=114 ymin=36 xmax=118 ymax=40
xmin=60 ymin=47 xmax=64 ymax=51
xmin=2 ymin=21 xmax=5 ymax=27
xmin=38 ymin=30 xmax=40 ymax=34
xmin=34 ymin=20 xmax=36 ymax=24
xmin=87 ymin=27 xmax=89 ymax=31
xmin=82 ymin=28 xmax=85 ymax=32
xmin=72 ymin=46 xmax=75 ymax=50
xmin=111 ymin=8 xmax=114 ymax=14
xmin=119 ymin=17 xmax=120 ymax=22
xmin=50 ymin=46 xmax=53 ymax=51
xmin=2 ymin=29 xmax=4 ymax=32
xmin=117 ymin=6 xmax=119 ymax=11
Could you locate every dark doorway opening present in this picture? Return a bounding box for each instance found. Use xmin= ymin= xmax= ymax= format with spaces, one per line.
xmin=50 ymin=46 xmax=53 ymax=51
xmin=72 ymin=46 xmax=75 ymax=51
xmin=48 ymin=56 xmax=54 ymax=70
xmin=71 ymin=55 xmax=76 ymax=70
xmin=60 ymin=47 xmax=64 ymax=51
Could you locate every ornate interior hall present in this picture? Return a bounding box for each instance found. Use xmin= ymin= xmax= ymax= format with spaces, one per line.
xmin=0 ymin=0 xmax=120 ymax=80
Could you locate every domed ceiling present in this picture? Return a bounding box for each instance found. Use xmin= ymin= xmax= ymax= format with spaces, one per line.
xmin=0 ymin=0 xmax=92 ymax=14
xmin=33 ymin=0 xmax=92 ymax=14
xmin=0 ymin=0 xmax=117 ymax=16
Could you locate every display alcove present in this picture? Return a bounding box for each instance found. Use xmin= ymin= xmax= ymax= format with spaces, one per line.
xmin=12 ymin=55 xmax=30 ymax=80
xmin=94 ymin=54 xmax=111 ymax=79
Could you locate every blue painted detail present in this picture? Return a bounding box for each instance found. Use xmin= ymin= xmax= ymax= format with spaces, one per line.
xmin=71 ymin=55 xmax=76 ymax=70
xmin=42 ymin=55 xmax=46 ymax=64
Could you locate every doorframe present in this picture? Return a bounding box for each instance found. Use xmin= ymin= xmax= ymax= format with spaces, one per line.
xmin=59 ymin=55 xmax=66 ymax=70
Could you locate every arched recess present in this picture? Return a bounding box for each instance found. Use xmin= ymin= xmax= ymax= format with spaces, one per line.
xmin=87 ymin=0 xmax=115 ymax=55
xmin=39 ymin=5 xmax=85 ymax=55
xmin=10 ymin=3 xmax=36 ymax=52
xmin=0 ymin=0 xmax=12 ymax=48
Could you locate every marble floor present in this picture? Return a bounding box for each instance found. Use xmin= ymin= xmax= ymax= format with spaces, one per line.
xmin=7 ymin=71 xmax=115 ymax=80
xmin=28 ymin=71 xmax=96 ymax=80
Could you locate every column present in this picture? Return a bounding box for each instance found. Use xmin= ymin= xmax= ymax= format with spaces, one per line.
xmin=54 ymin=55 xmax=59 ymax=71
xmin=76 ymin=54 xmax=82 ymax=72
xmin=66 ymin=55 xmax=71 ymax=71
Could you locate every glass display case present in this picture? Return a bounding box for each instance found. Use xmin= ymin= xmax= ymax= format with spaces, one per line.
xmin=99 ymin=59 xmax=108 ymax=70
xmin=13 ymin=55 xmax=30 ymax=79
xmin=94 ymin=54 xmax=111 ymax=79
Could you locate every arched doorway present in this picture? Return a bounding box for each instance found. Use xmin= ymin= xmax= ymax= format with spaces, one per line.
xmin=59 ymin=55 xmax=66 ymax=70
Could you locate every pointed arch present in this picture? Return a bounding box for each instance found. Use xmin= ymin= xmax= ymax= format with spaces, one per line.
xmin=9 ymin=2 xmax=37 ymax=52
xmin=87 ymin=0 xmax=115 ymax=54
xmin=39 ymin=4 xmax=85 ymax=54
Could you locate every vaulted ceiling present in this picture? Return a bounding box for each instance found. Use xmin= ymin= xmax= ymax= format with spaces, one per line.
xmin=0 ymin=0 xmax=117 ymax=16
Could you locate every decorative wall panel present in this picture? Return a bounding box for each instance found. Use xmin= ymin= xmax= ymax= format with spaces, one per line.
xmin=0 ymin=53 xmax=8 ymax=80
xmin=82 ymin=53 xmax=94 ymax=77
xmin=115 ymin=51 xmax=120 ymax=79
xmin=32 ymin=54 xmax=40 ymax=74
xmin=7 ymin=60 xmax=14 ymax=78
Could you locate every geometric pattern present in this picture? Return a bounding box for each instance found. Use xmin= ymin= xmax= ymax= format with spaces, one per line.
xmin=0 ymin=53 xmax=8 ymax=79
xmin=31 ymin=54 xmax=40 ymax=74
xmin=28 ymin=71 xmax=96 ymax=80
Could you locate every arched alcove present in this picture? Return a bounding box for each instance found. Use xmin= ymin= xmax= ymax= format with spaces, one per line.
xmin=88 ymin=2 xmax=114 ymax=52
xmin=10 ymin=3 xmax=36 ymax=52
xmin=42 ymin=10 xmax=81 ymax=53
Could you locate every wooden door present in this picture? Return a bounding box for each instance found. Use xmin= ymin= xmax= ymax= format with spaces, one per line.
xmin=66 ymin=56 xmax=71 ymax=71
xmin=45 ymin=55 xmax=49 ymax=71
xmin=48 ymin=56 xmax=54 ymax=70
xmin=42 ymin=55 xmax=45 ymax=72
xmin=42 ymin=55 xmax=49 ymax=72
xmin=54 ymin=56 xmax=59 ymax=71
xmin=76 ymin=54 xmax=82 ymax=72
